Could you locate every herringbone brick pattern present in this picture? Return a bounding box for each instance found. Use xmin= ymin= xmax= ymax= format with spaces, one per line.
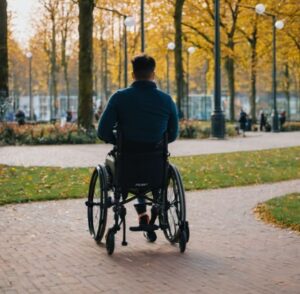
xmin=0 ymin=180 xmax=299 ymax=293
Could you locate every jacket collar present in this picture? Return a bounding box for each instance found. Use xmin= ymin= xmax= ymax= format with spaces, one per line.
xmin=131 ymin=80 xmax=157 ymax=89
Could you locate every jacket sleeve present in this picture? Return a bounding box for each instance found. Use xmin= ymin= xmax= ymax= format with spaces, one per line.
xmin=97 ymin=93 xmax=119 ymax=144
xmin=167 ymin=97 xmax=179 ymax=143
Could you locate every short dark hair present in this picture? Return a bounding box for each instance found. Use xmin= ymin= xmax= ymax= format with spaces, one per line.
xmin=131 ymin=54 xmax=156 ymax=80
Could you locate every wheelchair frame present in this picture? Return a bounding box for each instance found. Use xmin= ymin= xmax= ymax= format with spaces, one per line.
xmin=86 ymin=133 xmax=189 ymax=255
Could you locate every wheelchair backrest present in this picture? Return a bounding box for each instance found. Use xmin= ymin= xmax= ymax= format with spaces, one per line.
xmin=114 ymin=130 xmax=169 ymax=192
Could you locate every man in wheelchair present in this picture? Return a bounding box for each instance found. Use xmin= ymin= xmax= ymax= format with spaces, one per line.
xmin=98 ymin=54 xmax=178 ymax=232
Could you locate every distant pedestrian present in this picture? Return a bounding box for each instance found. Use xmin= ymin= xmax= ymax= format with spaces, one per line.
xmin=279 ymin=111 xmax=286 ymax=130
xmin=238 ymin=109 xmax=247 ymax=137
xmin=66 ymin=111 xmax=72 ymax=123
xmin=260 ymin=111 xmax=266 ymax=131
xmin=15 ymin=109 xmax=25 ymax=125
xmin=246 ymin=116 xmax=252 ymax=131
xmin=94 ymin=106 xmax=103 ymax=122
xmin=178 ymin=108 xmax=184 ymax=120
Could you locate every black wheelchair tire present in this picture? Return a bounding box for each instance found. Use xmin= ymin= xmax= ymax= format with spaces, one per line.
xmin=179 ymin=230 xmax=187 ymax=253
xmin=185 ymin=221 xmax=190 ymax=243
xmin=160 ymin=164 xmax=187 ymax=244
xmin=106 ymin=229 xmax=115 ymax=255
xmin=87 ymin=165 xmax=108 ymax=243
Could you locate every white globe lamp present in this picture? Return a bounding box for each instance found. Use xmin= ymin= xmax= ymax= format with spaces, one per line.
xmin=255 ymin=3 xmax=266 ymax=15
xmin=167 ymin=42 xmax=175 ymax=50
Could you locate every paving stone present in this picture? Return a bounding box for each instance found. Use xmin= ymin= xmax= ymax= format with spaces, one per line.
xmin=0 ymin=132 xmax=299 ymax=167
xmin=0 ymin=180 xmax=299 ymax=293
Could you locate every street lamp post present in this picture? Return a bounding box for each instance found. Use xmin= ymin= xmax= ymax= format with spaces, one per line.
xmin=186 ymin=46 xmax=195 ymax=120
xmin=26 ymin=52 xmax=33 ymax=120
xmin=124 ymin=16 xmax=135 ymax=88
xmin=141 ymin=0 xmax=145 ymax=52
xmin=255 ymin=3 xmax=284 ymax=132
xmin=167 ymin=42 xmax=175 ymax=94
xmin=211 ymin=0 xmax=225 ymax=138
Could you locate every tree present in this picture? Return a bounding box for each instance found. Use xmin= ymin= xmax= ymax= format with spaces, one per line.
xmin=174 ymin=0 xmax=185 ymax=114
xmin=0 ymin=0 xmax=8 ymax=98
xmin=40 ymin=0 xmax=60 ymax=119
xmin=222 ymin=0 xmax=242 ymax=121
xmin=238 ymin=14 xmax=259 ymax=122
xmin=59 ymin=0 xmax=76 ymax=111
xmin=182 ymin=0 xmax=242 ymax=121
xmin=78 ymin=0 xmax=94 ymax=130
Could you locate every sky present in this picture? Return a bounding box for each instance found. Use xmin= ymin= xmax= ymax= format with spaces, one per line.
xmin=7 ymin=0 xmax=40 ymax=48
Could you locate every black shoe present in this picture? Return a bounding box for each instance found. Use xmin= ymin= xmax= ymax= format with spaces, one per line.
xmin=144 ymin=231 xmax=157 ymax=243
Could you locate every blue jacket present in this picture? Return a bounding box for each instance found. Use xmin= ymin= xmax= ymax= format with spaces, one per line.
xmin=98 ymin=80 xmax=179 ymax=144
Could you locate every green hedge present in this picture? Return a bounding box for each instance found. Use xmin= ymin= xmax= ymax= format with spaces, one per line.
xmin=0 ymin=120 xmax=239 ymax=145
xmin=0 ymin=123 xmax=98 ymax=145
xmin=179 ymin=120 xmax=236 ymax=139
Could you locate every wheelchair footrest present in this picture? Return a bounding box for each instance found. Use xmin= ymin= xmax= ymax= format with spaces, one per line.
xmin=129 ymin=224 xmax=159 ymax=232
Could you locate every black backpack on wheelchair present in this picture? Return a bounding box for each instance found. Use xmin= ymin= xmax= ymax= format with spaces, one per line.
xmin=86 ymin=131 xmax=189 ymax=255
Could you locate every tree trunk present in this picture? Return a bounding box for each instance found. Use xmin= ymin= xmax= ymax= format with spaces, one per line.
xmin=78 ymin=0 xmax=94 ymax=130
xmin=118 ymin=16 xmax=122 ymax=89
xmin=104 ymin=41 xmax=109 ymax=101
xmin=284 ymin=63 xmax=290 ymax=120
xmin=225 ymin=56 xmax=235 ymax=121
xmin=250 ymin=39 xmax=257 ymax=123
xmin=50 ymin=12 xmax=58 ymax=119
xmin=61 ymin=27 xmax=70 ymax=111
xmin=0 ymin=0 xmax=9 ymax=98
xmin=61 ymin=36 xmax=70 ymax=111
xmin=64 ymin=61 xmax=70 ymax=110
xmin=174 ymin=0 xmax=185 ymax=115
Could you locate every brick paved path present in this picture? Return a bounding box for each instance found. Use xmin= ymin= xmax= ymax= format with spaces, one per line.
xmin=0 ymin=132 xmax=299 ymax=167
xmin=0 ymin=180 xmax=299 ymax=294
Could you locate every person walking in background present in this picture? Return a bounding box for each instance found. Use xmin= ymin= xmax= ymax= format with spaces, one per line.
xmin=15 ymin=109 xmax=25 ymax=125
xmin=279 ymin=110 xmax=286 ymax=130
xmin=94 ymin=106 xmax=103 ymax=122
xmin=239 ymin=109 xmax=247 ymax=137
xmin=66 ymin=111 xmax=73 ymax=123
xmin=260 ymin=111 xmax=266 ymax=131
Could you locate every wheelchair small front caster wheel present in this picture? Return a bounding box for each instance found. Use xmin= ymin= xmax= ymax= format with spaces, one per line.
xmin=179 ymin=231 xmax=187 ymax=253
xmin=106 ymin=230 xmax=115 ymax=255
xmin=145 ymin=231 xmax=157 ymax=243
xmin=185 ymin=221 xmax=190 ymax=243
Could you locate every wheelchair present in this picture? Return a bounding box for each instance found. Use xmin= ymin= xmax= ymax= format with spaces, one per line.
xmin=85 ymin=132 xmax=189 ymax=255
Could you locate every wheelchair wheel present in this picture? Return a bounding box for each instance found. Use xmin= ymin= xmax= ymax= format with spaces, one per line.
xmin=106 ymin=229 xmax=115 ymax=255
xmin=179 ymin=230 xmax=187 ymax=253
xmin=87 ymin=165 xmax=108 ymax=243
xmin=160 ymin=164 xmax=186 ymax=244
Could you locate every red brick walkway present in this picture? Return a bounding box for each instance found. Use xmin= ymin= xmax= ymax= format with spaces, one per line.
xmin=0 ymin=180 xmax=299 ymax=293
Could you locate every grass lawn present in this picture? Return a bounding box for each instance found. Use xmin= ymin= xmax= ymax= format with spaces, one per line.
xmin=255 ymin=193 xmax=300 ymax=232
xmin=0 ymin=146 xmax=299 ymax=205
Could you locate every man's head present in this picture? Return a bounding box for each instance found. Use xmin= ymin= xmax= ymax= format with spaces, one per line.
xmin=131 ymin=54 xmax=156 ymax=81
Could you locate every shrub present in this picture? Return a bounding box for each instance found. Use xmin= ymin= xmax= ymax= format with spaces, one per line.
xmin=179 ymin=120 xmax=237 ymax=139
xmin=0 ymin=123 xmax=99 ymax=146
